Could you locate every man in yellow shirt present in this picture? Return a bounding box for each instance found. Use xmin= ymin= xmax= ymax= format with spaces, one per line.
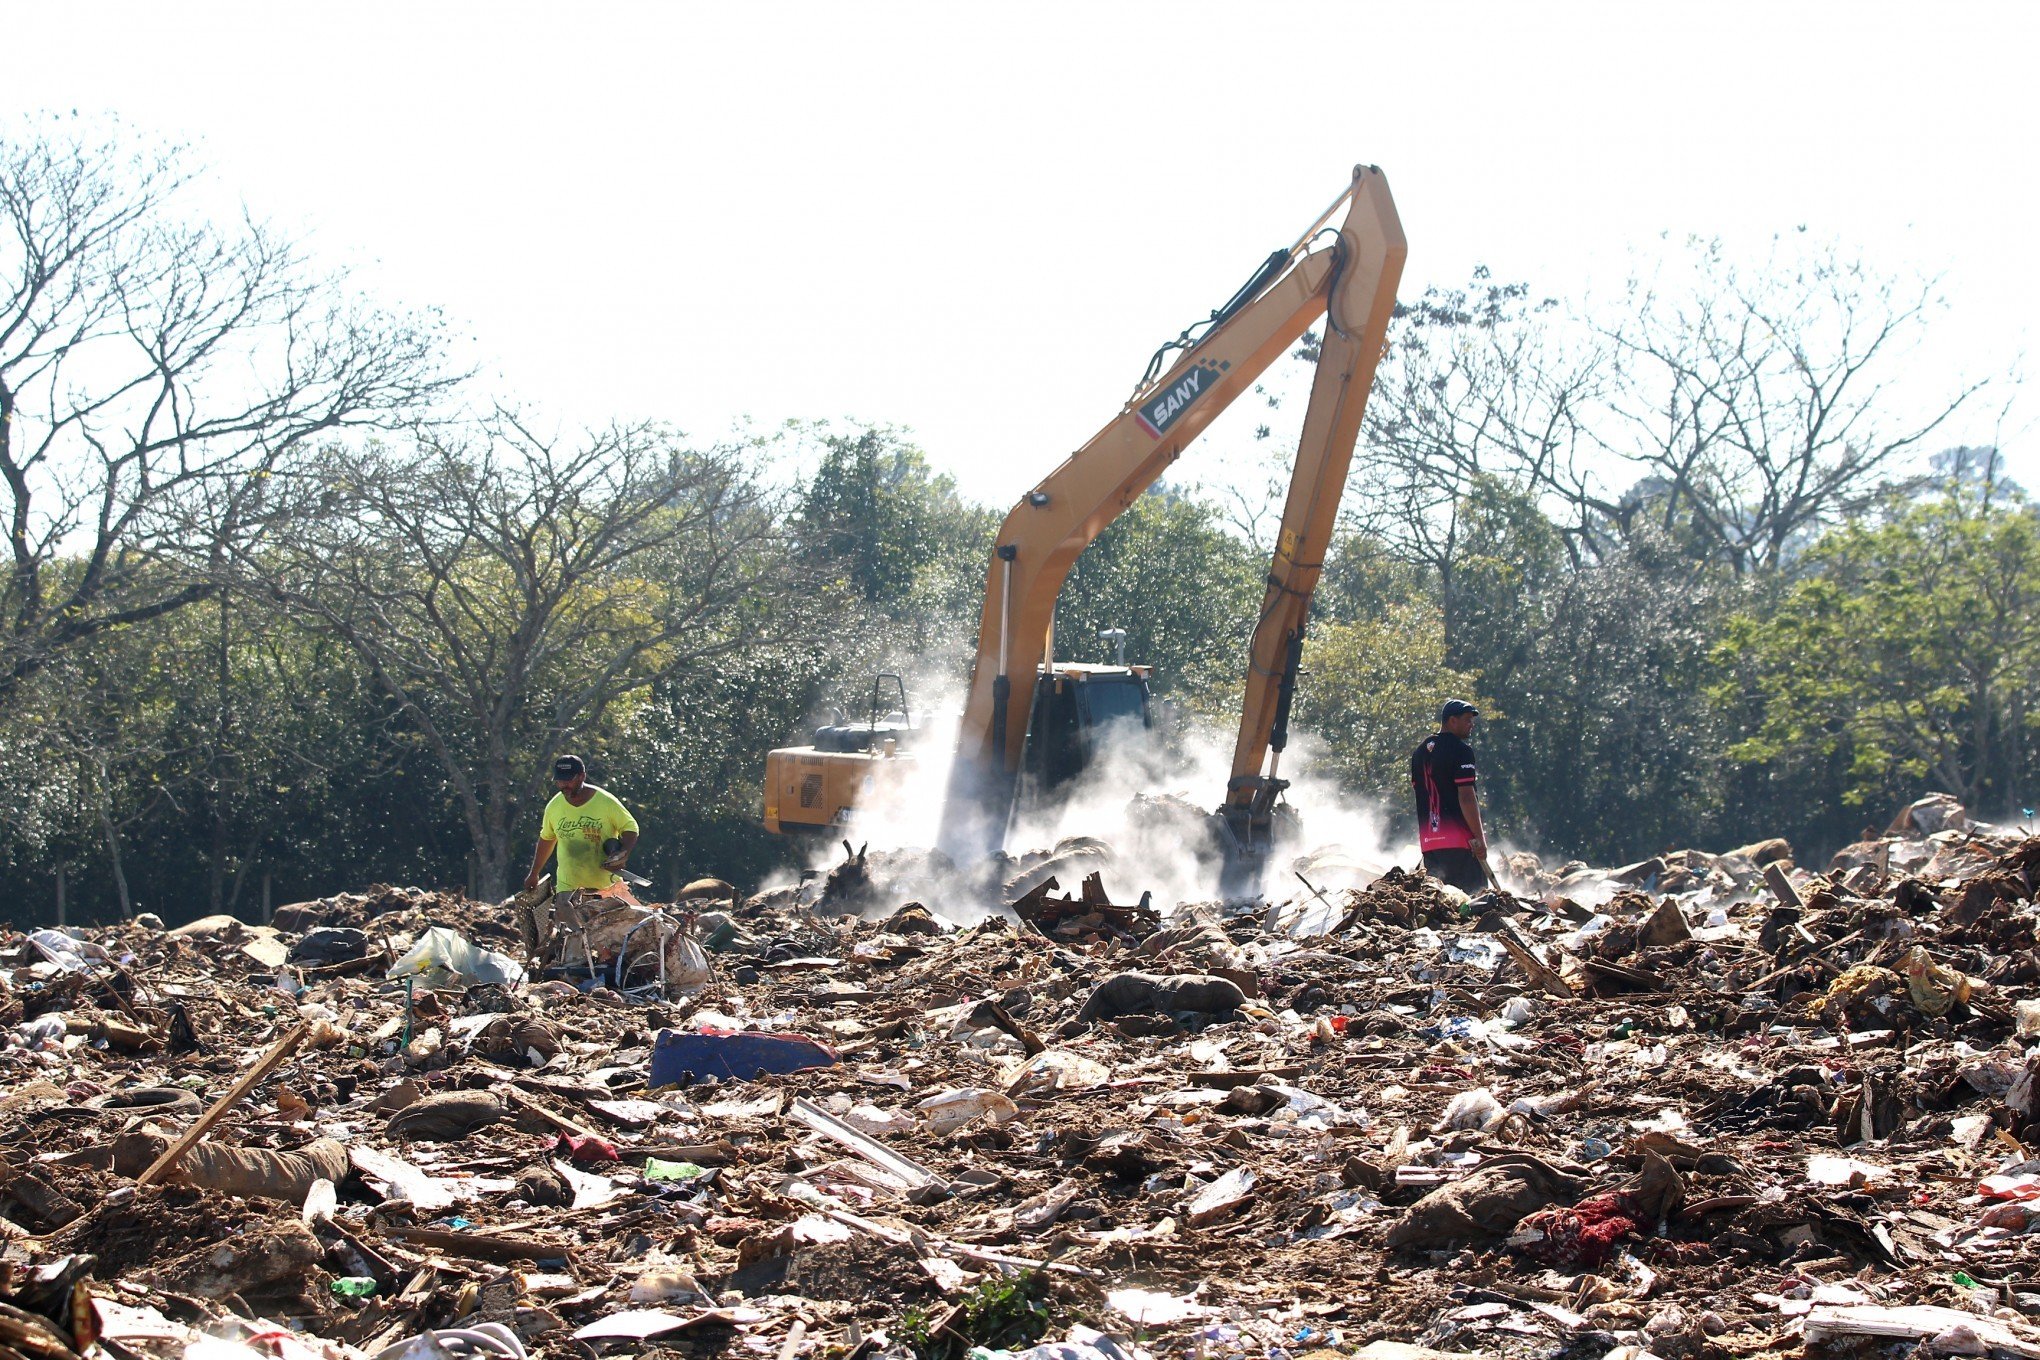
xmin=524 ymin=755 xmax=641 ymax=894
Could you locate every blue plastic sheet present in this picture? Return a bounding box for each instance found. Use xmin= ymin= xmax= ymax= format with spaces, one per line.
xmin=648 ymin=1028 xmax=837 ymax=1086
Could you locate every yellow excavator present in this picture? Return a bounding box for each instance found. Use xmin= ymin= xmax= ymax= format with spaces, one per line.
xmin=764 ymin=164 xmax=1406 ymax=870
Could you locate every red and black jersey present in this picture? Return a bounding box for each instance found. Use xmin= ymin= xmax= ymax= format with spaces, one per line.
xmin=1410 ymin=730 xmax=1477 ymax=851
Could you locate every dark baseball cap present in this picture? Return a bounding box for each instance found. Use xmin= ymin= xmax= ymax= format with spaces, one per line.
xmin=553 ymin=754 xmax=586 ymax=780
xmin=1438 ymin=699 xmax=1480 ymax=722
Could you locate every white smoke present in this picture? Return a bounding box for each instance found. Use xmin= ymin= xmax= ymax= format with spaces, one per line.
xmin=800 ymin=661 xmax=1414 ymax=923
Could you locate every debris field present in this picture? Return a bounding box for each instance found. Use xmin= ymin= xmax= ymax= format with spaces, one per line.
xmin=7 ymin=792 xmax=2040 ymax=1360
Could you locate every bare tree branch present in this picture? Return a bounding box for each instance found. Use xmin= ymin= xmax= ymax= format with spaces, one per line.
xmin=0 ymin=120 xmax=459 ymax=700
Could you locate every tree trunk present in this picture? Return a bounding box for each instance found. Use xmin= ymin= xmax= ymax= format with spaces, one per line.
xmin=477 ymin=757 xmax=515 ymax=902
xmin=2007 ymin=683 xmax=2030 ymax=817
xmin=225 ymin=828 xmax=260 ymax=914
xmin=1436 ymin=559 xmax=1459 ymax=659
xmin=477 ymin=843 xmax=511 ymax=902
xmin=208 ymin=591 xmax=233 ymax=913
xmin=208 ymin=794 xmax=229 ymax=913
xmin=1968 ymin=679 xmax=1994 ymax=809
xmin=99 ymin=808 xmax=132 ymax=919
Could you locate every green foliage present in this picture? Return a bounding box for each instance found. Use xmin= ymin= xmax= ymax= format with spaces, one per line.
xmin=0 ymin=588 xmax=474 ymax=925
xmin=0 ymin=122 xmax=454 ymax=705
xmin=1054 ymin=486 xmax=1262 ymax=715
xmin=788 ymin=423 xmax=997 ymax=707
xmin=6 ymin=398 xmax=2033 ymax=925
xmin=1312 ymin=532 xmax=1431 ymax=626
xmin=1715 ymin=487 xmax=2040 ymax=815
xmin=1309 ymin=487 xmax=1742 ymax=863
xmin=793 ymin=424 xmax=995 ymax=637
xmin=252 ymin=422 xmax=803 ymax=899
xmin=1296 ymin=602 xmax=1487 ymax=801
xmin=1458 ymin=513 xmax=1734 ymax=861
xmin=613 ymin=640 xmax=840 ymax=891
xmin=899 ymin=1271 xmax=1053 ymax=1360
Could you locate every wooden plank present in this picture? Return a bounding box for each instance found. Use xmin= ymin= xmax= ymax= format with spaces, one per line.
xmin=1763 ymin=862 xmax=1803 ymax=909
xmin=1184 ymin=1068 xmax=1303 ymax=1089
xmin=1495 ymin=931 xmax=1573 ymax=999
xmin=818 ymin=1206 xmax=1102 ymax=1279
xmin=381 ymin=1225 xmax=571 ymax=1262
xmin=628 ymin=1141 xmax=738 ymax=1164
xmin=135 ymin=1023 xmax=310 ymax=1187
xmin=503 ymin=1087 xmax=603 ymax=1143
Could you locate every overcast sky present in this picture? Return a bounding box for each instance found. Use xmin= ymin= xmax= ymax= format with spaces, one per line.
xmin=7 ymin=1 xmax=2036 ymax=504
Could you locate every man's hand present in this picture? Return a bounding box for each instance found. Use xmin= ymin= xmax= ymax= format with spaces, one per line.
xmin=523 ymin=870 xmax=541 ymax=891
xmin=602 ymin=830 xmax=638 ymax=873
xmin=1468 ymin=836 xmax=1487 ymax=859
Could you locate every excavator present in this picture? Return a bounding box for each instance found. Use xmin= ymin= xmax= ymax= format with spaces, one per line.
xmin=764 ymin=164 xmax=1406 ymax=878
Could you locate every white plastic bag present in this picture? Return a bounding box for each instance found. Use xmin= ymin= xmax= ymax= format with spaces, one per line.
xmin=386 ymin=927 xmax=526 ymax=989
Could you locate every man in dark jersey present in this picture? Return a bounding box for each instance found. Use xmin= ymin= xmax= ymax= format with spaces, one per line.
xmin=1409 ymin=699 xmax=1489 ymax=894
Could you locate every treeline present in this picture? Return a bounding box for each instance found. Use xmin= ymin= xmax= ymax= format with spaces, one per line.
xmin=2 ymin=125 xmax=2031 ymax=925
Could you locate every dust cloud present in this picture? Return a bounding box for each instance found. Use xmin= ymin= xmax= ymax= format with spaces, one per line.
xmin=790 ymin=666 xmax=1417 ymax=922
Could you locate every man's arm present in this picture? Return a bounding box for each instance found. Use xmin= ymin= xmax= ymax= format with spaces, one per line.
xmin=1457 ymin=785 xmax=1486 ymax=858
xmin=524 ymin=836 xmax=557 ymax=891
xmin=602 ymin=830 xmax=640 ymax=871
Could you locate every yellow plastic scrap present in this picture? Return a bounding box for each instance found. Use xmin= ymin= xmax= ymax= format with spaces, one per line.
xmin=1901 ymin=945 xmax=1974 ymax=1017
xmin=1811 ymin=964 xmax=1901 ymax=1019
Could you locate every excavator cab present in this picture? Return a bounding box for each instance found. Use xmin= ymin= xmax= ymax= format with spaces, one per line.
xmin=1018 ymin=663 xmax=1153 ymax=796
xmin=809 ymin=673 xmax=915 ymax=756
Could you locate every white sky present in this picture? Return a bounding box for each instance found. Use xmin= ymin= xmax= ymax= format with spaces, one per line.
xmin=7 ymin=1 xmax=2036 ymax=505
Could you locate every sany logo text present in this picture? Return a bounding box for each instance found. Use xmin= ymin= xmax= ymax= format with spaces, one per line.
xmin=1136 ymin=361 xmax=1221 ymax=438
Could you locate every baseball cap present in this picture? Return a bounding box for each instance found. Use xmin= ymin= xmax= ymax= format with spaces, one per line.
xmin=1438 ymin=699 xmax=1480 ymax=723
xmin=553 ymin=754 xmax=586 ymax=780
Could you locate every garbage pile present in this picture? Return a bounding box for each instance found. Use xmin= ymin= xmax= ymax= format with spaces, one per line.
xmin=6 ymin=793 xmax=2040 ymax=1360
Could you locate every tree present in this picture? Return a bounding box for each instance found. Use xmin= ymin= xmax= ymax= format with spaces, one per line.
xmin=35 ymin=633 xmax=186 ymax=918
xmin=1293 ymin=600 xmax=1486 ymax=803
xmin=1052 ymin=487 xmax=1262 ymax=715
xmin=1716 ymin=486 xmax=2040 ymax=816
xmin=787 ymin=423 xmax=996 ymax=679
xmin=1595 ymin=236 xmax=1988 ymax=574
xmin=1355 ymin=269 xmax=1606 ymax=592
xmin=148 ymin=589 xmax=437 ymax=914
xmin=0 ymin=121 xmax=455 ymax=703
xmin=247 ymin=414 xmax=803 ymax=898
xmin=1411 ymin=483 xmax=1737 ymax=862
xmin=1354 ymin=244 xmax=1990 ymax=583
xmin=613 ymin=642 xmax=841 ymax=892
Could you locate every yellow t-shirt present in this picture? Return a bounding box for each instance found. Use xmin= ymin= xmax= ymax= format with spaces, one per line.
xmin=541 ymin=785 xmax=641 ymax=892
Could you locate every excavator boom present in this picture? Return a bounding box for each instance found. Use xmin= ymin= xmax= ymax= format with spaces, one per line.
xmin=1222 ymin=169 xmax=1406 ymax=846
xmin=937 ymin=165 xmax=1406 ymax=857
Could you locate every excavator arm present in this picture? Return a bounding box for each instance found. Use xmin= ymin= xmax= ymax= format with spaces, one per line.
xmin=1222 ymin=170 xmax=1406 ymax=850
xmin=937 ymin=165 xmax=1406 ymax=856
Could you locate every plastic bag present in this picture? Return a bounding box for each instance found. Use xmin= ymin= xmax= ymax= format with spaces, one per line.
xmin=386 ymin=927 xmax=525 ymax=989
xmin=10 ymin=1014 xmax=67 ymax=1049
xmin=668 ymin=932 xmax=712 ymax=990
xmin=1436 ymin=1087 xmax=1505 ymax=1131
xmin=917 ymin=1086 xmax=1020 ymax=1135
xmin=28 ymin=928 xmax=107 ymax=972
xmin=371 ymin=1325 xmax=526 ymax=1360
